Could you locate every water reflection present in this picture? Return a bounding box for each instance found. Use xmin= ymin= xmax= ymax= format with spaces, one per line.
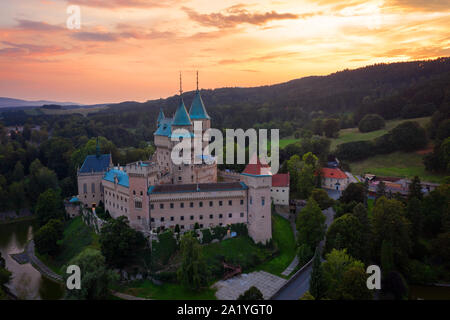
xmin=0 ymin=219 xmax=64 ymax=300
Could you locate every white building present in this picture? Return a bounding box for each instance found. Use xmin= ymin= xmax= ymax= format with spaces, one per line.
xmin=270 ymin=173 xmax=290 ymax=205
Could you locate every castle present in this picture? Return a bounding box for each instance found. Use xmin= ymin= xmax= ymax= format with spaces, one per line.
xmin=76 ymin=78 xmax=274 ymax=244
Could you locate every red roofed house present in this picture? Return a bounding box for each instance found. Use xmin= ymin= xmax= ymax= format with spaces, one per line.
xmin=320 ymin=168 xmax=349 ymax=192
xmin=271 ymin=173 xmax=290 ymax=205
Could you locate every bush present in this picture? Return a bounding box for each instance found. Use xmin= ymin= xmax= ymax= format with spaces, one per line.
xmin=201 ymin=229 xmax=213 ymax=244
xmin=390 ymin=121 xmax=427 ymax=152
xmin=358 ymin=114 xmax=386 ymax=133
xmin=311 ymin=188 xmax=334 ymax=210
xmin=238 ymin=286 xmax=264 ymax=300
xmin=335 ymin=141 xmax=374 ymax=161
xmin=230 ymin=223 xmax=248 ymax=237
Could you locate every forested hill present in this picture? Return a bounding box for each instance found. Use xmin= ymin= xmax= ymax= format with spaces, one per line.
xmin=101 ymin=57 xmax=450 ymax=129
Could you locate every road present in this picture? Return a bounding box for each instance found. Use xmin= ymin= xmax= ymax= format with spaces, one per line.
xmin=273 ymin=207 xmax=335 ymax=300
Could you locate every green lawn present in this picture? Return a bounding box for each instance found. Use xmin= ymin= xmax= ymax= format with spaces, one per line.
xmin=349 ymin=151 xmax=446 ymax=183
xmin=122 ymin=280 xmax=217 ymax=300
xmin=330 ymin=117 xmax=431 ymax=151
xmin=37 ymin=216 xmax=100 ymax=274
xmin=280 ymin=137 xmax=301 ymax=149
xmin=258 ymin=214 xmax=296 ymax=277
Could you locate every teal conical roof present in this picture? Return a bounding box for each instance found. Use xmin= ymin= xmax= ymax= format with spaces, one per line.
xmin=157 ymin=108 xmax=165 ymax=124
xmin=172 ymin=98 xmax=192 ymax=126
xmin=189 ymin=90 xmax=210 ymax=120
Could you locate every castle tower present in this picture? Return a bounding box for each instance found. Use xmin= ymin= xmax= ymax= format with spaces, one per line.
xmin=189 ymin=71 xmax=211 ymax=138
xmin=240 ymin=156 xmax=272 ymax=244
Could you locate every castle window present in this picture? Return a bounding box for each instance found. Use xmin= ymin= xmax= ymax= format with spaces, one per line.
xmin=240 ymin=212 xmax=244 ymax=217
xmin=261 ymin=197 xmax=265 ymax=206
xmin=133 ymin=190 xmax=136 ymax=195
xmin=170 ymin=217 xmax=174 ymax=221
xmin=200 ymin=215 xmax=203 ymax=220
xmin=140 ymin=191 xmax=143 ymax=196
xmin=181 ymin=216 xmax=184 ymax=221
xmin=219 ymin=201 xmax=223 ymax=206
xmin=190 ymin=215 xmax=194 ymax=220
xmin=240 ymin=200 xmax=244 ymax=205
xmin=209 ymin=214 xmax=213 ymax=219
xmin=209 ymin=201 xmax=213 ymax=207
xmin=137 ymin=216 xmax=141 ymax=220
xmin=151 ymin=218 xmax=154 ymax=222
xmin=180 ymin=203 xmax=184 ymax=208
xmin=178 ymin=166 xmax=182 ymax=171
xmin=219 ymin=214 xmax=223 ymax=219
xmin=160 ymin=204 xmax=164 ymax=209
xmin=161 ymin=217 xmax=164 ymax=222
xmin=228 ymin=213 xmax=232 ymax=218
xmin=91 ymin=183 xmax=95 ymax=193
xmin=250 ymin=197 xmax=252 ymax=205
xmin=170 ymin=203 xmax=174 ymax=209
xmin=228 ymin=200 xmax=232 ymax=206
xmin=178 ymin=176 xmax=182 ymax=181
xmin=200 ymin=224 xmax=204 ymax=228
xmin=181 ymin=225 xmax=185 ymax=229
xmin=190 ymin=202 xmax=194 ymax=208
xmin=199 ymin=202 xmax=203 ymax=207
xmin=150 ymin=204 xmax=154 ymax=210
xmin=135 ymin=201 xmax=142 ymax=209
xmin=83 ymin=183 xmax=87 ymax=194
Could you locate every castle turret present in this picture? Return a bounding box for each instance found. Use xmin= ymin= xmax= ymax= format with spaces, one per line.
xmin=240 ymin=155 xmax=272 ymax=244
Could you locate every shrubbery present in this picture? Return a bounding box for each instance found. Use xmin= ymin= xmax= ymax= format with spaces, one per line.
xmin=358 ymin=114 xmax=385 ymax=133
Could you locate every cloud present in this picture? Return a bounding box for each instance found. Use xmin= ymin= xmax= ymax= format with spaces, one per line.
xmin=64 ymin=0 xmax=180 ymax=9
xmin=15 ymin=19 xmax=64 ymax=32
xmin=71 ymin=31 xmax=120 ymax=42
xmin=387 ymin=0 xmax=450 ymax=11
xmin=182 ymin=6 xmax=301 ymax=29
xmin=218 ymin=51 xmax=300 ymax=65
xmin=0 ymin=41 xmax=68 ymax=57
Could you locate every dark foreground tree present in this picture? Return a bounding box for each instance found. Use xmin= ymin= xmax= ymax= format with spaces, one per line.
xmin=296 ymin=199 xmax=326 ymax=250
xmin=100 ymin=216 xmax=147 ymax=268
xmin=64 ymin=248 xmax=118 ymax=300
xmin=34 ymin=219 xmax=64 ymax=256
xmin=309 ymin=249 xmax=326 ymax=300
xmin=35 ymin=189 xmax=65 ymax=226
xmin=177 ymin=233 xmax=208 ymax=291
xmin=238 ymin=286 xmax=264 ymax=300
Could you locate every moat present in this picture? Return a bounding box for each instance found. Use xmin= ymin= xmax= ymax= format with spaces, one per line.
xmin=0 ymin=219 xmax=64 ymax=300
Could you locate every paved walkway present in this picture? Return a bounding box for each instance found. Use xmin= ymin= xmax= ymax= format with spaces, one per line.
xmin=11 ymin=240 xmax=63 ymax=283
xmin=213 ymin=271 xmax=286 ymax=300
xmin=281 ymin=256 xmax=299 ymax=276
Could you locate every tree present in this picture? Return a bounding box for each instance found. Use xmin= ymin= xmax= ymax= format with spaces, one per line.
xmin=8 ymin=181 xmax=26 ymax=213
xmin=309 ymin=249 xmax=326 ymax=300
xmin=375 ymin=181 xmax=386 ymax=202
xmin=408 ymin=176 xmax=423 ymax=200
xmin=406 ymin=197 xmax=423 ymax=238
xmin=382 ymin=271 xmax=409 ymax=300
xmin=11 ymin=161 xmax=24 ymax=182
xmin=99 ymin=216 xmax=147 ymax=268
xmin=358 ymin=114 xmax=385 ymax=133
xmin=34 ymin=219 xmax=64 ymax=256
xmin=339 ymin=265 xmax=373 ymax=300
xmin=298 ymin=164 xmax=315 ymax=199
xmin=27 ymin=159 xmax=59 ymax=204
xmin=238 ymin=286 xmax=264 ymax=300
xmin=323 ymin=119 xmax=340 ymax=138
xmin=297 ymin=243 xmax=313 ymax=266
xmin=296 ymin=199 xmax=326 ymax=250
xmin=340 ymin=183 xmax=366 ymax=204
xmin=321 ymin=249 xmax=365 ymax=300
xmin=35 ymin=189 xmax=65 ymax=226
xmin=391 ymin=121 xmax=427 ymax=152
xmin=371 ymin=197 xmax=412 ymax=270
xmin=310 ymin=188 xmax=334 ymax=210
xmin=64 ymin=248 xmax=118 ymax=300
xmin=300 ymin=291 xmax=315 ymax=300
xmin=177 ymin=233 xmax=208 ymax=291
xmin=325 ymin=214 xmax=365 ymax=261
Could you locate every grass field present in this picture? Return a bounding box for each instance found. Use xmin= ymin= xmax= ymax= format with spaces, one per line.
xmin=330 ymin=116 xmax=431 ymax=151
xmin=37 ymin=216 xmax=100 ymax=274
xmin=258 ymin=214 xmax=296 ymax=277
xmin=349 ymin=151 xmax=446 ymax=183
xmin=122 ymin=280 xmax=217 ymax=300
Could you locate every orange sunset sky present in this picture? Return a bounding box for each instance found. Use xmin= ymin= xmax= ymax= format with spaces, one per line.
xmin=0 ymin=0 xmax=449 ymax=104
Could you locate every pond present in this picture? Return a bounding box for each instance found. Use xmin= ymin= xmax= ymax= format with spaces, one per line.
xmin=0 ymin=219 xmax=64 ymax=300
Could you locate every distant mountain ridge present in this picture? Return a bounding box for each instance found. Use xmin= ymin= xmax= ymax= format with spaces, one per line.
xmin=0 ymin=97 xmax=82 ymax=108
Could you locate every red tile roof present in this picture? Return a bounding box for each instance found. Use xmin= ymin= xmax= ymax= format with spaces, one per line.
xmin=242 ymin=155 xmax=271 ymax=176
xmin=272 ymin=173 xmax=290 ymax=187
xmin=321 ymin=168 xmax=347 ymax=179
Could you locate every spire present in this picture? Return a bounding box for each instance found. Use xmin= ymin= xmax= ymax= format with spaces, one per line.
xmin=172 ymin=73 xmax=192 ymax=126
xmin=96 ymin=137 xmax=100 ymax=158
xmin=157 ymin=108 xmax=165 ymax=124
xmin=196 ymin=70 xmax=199 ymax=92
xmin=189 ymin=71 xmax=210 ymax=120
